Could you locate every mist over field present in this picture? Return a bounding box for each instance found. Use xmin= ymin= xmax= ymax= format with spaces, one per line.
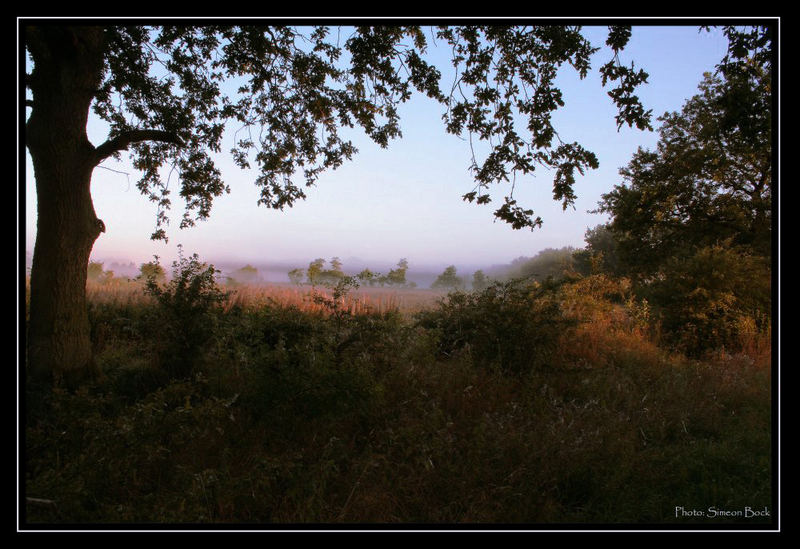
xmin=27 ymin=248 xmax=562 ymax=288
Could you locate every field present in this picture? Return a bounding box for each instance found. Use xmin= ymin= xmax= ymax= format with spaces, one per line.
xmin=83 ymin=278 xmax=444 ymax=314
xmin=24 ymin=275 xmax=773 ymax=527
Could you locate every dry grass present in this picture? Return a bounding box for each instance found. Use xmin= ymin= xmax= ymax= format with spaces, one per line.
xmin=224 ymin=283 xmax=444 ymax=316
xmin=85 ymin=278 xmax=444 ymax=316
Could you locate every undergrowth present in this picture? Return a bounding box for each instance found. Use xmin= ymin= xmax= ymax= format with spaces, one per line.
xmin=24 ymin=271 xmax=773 ymax=526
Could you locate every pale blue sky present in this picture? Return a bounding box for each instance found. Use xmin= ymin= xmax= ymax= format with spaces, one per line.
xmin=24 ymin=24 xmax=733 ymax=276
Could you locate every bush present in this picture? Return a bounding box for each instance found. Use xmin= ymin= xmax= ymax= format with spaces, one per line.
xmin=143 ymin=248 xmax=229 ymax=378
xmin=642 ymin=243 xmax=771 ymax=356
xmin=416 ymin=278 xmax=572 ymax=374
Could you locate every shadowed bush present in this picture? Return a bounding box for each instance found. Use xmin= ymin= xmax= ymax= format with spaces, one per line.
xmin=143 ymin=248 xmax=229 ymax=379
xmin=415 ymin=278 xmax=573 ymax=374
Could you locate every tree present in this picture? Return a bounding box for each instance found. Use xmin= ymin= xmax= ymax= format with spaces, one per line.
xmin=137 ymin=260 xmax=166 ymax=284
xmin=356 ymin=268 xmax=377 ymax=287
xmin=287 ymin=268 xmax=305 ymax=285
xmin=598 ymin=73 xmax=771 ymax=279
xmin=329 ymin=257 xmax=344 ymax=274
xmin=321 ymin=256 xmax=346 ymax=285
xmin=86 ymin=261 xmax=103 ymax=280
xmin=306 ymin=258 xmax=326 ymax=286
xmin=503 ymin=247 xmax=576 ymax=282
xmin=229 ymin=264 xmax=260 ymax=285
xmin=597 ymin=27 xmax=772 ymax=352
xmin=572 ymin=224 xmax=622 ymax=277
xmin=24 ymin=23 xmax=656 ymax=384
xmin=432 ymin=265 xmax=465 ymax=290
xmin=143 ymin=250 xmax=229 ymax=378
xmin=385 ymin=258 xmax=409 ymax=287
xmin=472 ymin=269 xmax=490 ymax=291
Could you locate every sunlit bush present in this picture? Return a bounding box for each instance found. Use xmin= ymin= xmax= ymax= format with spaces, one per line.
xmin=642 ymin=243 xmax=770 ymax=356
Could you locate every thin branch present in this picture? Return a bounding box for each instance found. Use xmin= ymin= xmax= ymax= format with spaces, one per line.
xmin=96 ymin=164 xmax=132 ymax=191
xmin=94 ymin=129 xmax=184 ymax=165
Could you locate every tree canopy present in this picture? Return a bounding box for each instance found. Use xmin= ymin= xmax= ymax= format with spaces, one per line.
xmin=432 ymin=265 xmax=465 ymax=290
xmin=594 ymin=27 xmax=773 ymax=353
xmin=27 ymin=25 xmax=653 ymax=239
xmin=598 ymin=68 xmax=771 ymax=279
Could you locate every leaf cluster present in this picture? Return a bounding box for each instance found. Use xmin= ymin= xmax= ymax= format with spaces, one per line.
xmin=436 ymin=25 xmax=649 ymax=229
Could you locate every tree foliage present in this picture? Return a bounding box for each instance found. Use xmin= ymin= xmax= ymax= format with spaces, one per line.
xmin=501 ymin=247 xmax=577 ymax=282
xmin=143 ymin=248 xmax=229 ymax=377
xmin=596 ymin=25 xmax=772 ymax=353
xmin=229 ymin=264 xmax=259 ymax=285
xmin=572 ymin=224 xmax=622 ymax=277
xmin=25 ymin=23 xmax=768 ymax=379
xmin=384 ymin=258 xmax=410 ymax=287
xmin=30 ymin=24 xmax=653 ymax=240
xmin=416 ymin=278 xmax=569 ymax=374
xmin=436 ymin=25 xmax=651 ymax=228
xmin=598 ymin=72 xmax=771 ymax=278
xmin=431 ymin=265 xmax=465 ymax=290
xmin=287 ymin=268 xmax=305 ymax=285
xmin=472 ymin=269 xmax=490 ymax=291
xmin=137 ymin=260 xmax=166 ymax=283
xmin=87 ymin=261 xmax=114 ymax=283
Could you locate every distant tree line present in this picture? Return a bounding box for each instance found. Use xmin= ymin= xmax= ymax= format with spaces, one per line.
xmin=86 ymin=259 xmax=167 ymax=285
xmin=288 ymin=258 xmax=417 ymax=289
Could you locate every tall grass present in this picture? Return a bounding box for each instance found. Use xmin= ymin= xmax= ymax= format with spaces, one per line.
xmin=85 ymin=278 xmax=442 ymax=316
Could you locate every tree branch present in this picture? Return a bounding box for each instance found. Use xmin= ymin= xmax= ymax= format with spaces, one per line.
xmin=93 ymin=129 xmax=184 ymax=165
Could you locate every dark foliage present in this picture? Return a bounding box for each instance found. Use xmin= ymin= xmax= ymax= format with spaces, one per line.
xmin=416 ymin=278 xmax=572 ymax=374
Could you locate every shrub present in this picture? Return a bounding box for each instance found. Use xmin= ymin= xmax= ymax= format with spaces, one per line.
xmin=642 ymin=243 xmax=771 ymax=356
xmin=143 ymin=248 xmax=229 ymax=378
xmin=416 ymin=278 xmax=572 ymax=374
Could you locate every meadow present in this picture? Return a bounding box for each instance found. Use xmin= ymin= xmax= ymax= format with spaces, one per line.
xmin=24 ymin=270 xmax=773 ymax=527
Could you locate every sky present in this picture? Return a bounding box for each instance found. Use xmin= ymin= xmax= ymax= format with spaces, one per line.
xmin=23 ymin=23 xmax=734 ymax=279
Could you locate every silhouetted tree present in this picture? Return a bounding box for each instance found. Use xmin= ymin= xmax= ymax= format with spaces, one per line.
xmin=573 ymin=224 xmax=622 ymax=276
xmin=599 ymin=71 xmax=771 ymax=280
xmin=597 ymin=32 xmax=772 ymax=352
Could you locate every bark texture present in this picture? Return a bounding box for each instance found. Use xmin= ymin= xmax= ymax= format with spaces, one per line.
xmin=26 ymin=27 xmax=107 ymax=386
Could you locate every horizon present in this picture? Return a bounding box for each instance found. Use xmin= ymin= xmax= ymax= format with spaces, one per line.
xmin=25 ymin=246 xmax=576 ymax=287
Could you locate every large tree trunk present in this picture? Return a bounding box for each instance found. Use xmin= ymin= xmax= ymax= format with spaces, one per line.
xmin=26 ymin=27 xmax=106 ymax=387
